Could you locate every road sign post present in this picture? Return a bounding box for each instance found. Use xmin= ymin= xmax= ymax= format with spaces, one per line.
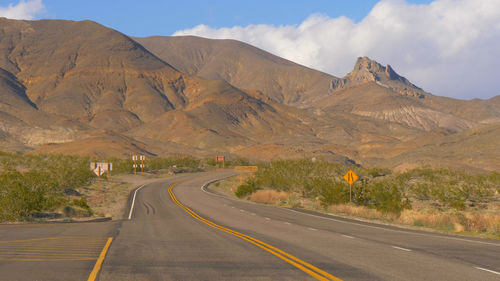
xmin=90 ymin=162 xmax=114 ymax=195
xmin=90 ymin=162 xmax=113 ymax=177
xmin=216 ymin=155 xmax=225 ymax=168
xmin=140 ymin=155 xmax=145 ymax=175
xmin=132 ymin=155 xmax=138 ymax=175
xmin=343 ymin=170 xmax=358 ymax=203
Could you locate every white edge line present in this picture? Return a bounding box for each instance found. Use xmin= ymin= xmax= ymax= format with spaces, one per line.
xmin=342 ymin=234 xmax=354 ymax=239
xmin=286 ymin=209 xmax=500 ymax=247
xmin=128 ymin=184 xmax=145 ymax=220
xmin=475 ymin=267 xmax=500 ymax=275
xmin=392 ymin=246 xmax=412 ymax=252
xmin=200 ymin=177 xmax=500 ymax=247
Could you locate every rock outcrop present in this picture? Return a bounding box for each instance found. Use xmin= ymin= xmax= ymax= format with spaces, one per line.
xmin=332 ymin=56 xmax=426 ymax=98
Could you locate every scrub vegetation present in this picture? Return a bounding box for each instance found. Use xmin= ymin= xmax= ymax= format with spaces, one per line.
xmin=0 ymin=151 xmax=235 ymax=222
xmin=234 ymin=160 xmax=500 ymax=238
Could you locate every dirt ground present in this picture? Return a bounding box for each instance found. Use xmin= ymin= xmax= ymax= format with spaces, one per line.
xmin=78 ymin=173 xmax=173 ymax=220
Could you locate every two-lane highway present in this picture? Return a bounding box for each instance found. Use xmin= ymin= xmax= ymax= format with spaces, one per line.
xmin=101 ymin=171 xmax=500 ymax=280
xmin=100 ymin=171 xmax=325 ymax=280
xmin=1 ymin=171 xmax=499 ymax=280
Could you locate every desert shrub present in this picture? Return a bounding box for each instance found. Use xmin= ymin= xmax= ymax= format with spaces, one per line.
xmin=244 ymin=160 xmax=414 ymax=213
xmin=62 ymin=205 xmax=75 ymax=217
xmin=72 ymin=197 xmax=90 ymax=209
xmin=0 ymin=152 xmax=96 ymax=221
xmin=235 ymin=178 xmax=259 ymax=198
xmin=106 ymin=157 xmax=133 ymax=174
xmin=204 ymin=157 xmax=217 ymax=167
xmin=366 ymin=181 xmax=410 ymax=213
xmin=225 ymin=157 xmax=251 ymax=167
xmin=367 ymin=167 xmax=392 ymax=177
xmin=255 ymin=159 xmax=347 ymax=193
xmin=317 ymin=179 xmax=347 ymax=207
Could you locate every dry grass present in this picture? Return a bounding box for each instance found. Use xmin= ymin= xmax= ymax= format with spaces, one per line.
xmin=79 ymin=178 xmax=132 ymax=219
xmin=328 ymin=204 xmax=387 ymax=220
xmin=78 ymin=173 xmax=170 ymax=219
xmin=209 ymin=174 xmax=251 ymax=198
xmin=400 ymin=209 xmax=500 ymax=235
xmin=250 ymin=190 xmax=288 ymax=205
xmin=327 ymin=204 xmax=500 ymax=237
xmin=211 ymin=173 xmax=500 ymax=239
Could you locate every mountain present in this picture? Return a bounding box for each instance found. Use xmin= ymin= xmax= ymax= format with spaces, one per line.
xmin=383 ymin=123 xmax=500 ymax=172
xmin=134 ymin=36 xmax=338 ymax=107
xmin=0 ymin=18 xmax=353 ymax=162
xmin=316 ymin=82 xmax=475 ymax=132
xmin=331 ymin=56 xmax=426 ymax=98
xmin=136 ymin=36 xmax=493 ymax=132
xmin=0 ymin=18 xmax=498 ymax=171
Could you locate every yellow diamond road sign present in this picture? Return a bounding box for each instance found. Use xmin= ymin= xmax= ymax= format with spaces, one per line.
xmin=343 ymin=170 xmax=358 ymax=185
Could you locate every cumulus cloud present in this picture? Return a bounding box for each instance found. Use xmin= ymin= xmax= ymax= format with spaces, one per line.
xmin=174 ymin=0 xmax=500 ymax=99
xmin=0 ymin=0 xmax=44 ymax=20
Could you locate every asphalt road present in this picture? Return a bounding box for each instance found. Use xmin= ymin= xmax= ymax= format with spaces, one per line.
xmin=1 ymin=171 xmax=499 ymax=280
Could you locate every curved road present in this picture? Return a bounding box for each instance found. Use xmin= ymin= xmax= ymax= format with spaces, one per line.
xmin=1 ymin=171 xmax=499 ymax=280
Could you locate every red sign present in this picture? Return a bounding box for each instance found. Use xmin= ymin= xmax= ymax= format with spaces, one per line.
xmin=216 ymin=156 xmax=225 ymax=163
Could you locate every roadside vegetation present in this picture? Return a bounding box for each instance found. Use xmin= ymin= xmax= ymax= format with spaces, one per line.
xmin=232 ymin=160 xmax=500 ymax=238
xmin=0 ymin=151 xmax=248 ymax=222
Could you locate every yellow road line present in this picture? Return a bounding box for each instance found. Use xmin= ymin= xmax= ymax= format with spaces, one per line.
xmin=0 ymin=252 xmax=100 ymax=257
xmin=0 ymin=244 xmax=106 ymax=249
xmin=0 ymin=247 xmax=102 ymax=252
xmin=0 ymin=236 xmax=106 ymax=243
xmin=0 ymin=253 xmax=97 ymax=259
xmin=0 ymin=257 xmax=97 ymax=262
xmin=168 ymin=182 xmax=343 ymax=281
xmin=87 ymin=237 xmax=113 ymax=281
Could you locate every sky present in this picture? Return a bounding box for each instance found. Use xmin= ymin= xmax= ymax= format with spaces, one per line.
xmin=0 ymin=0 xmax=499 ymax=100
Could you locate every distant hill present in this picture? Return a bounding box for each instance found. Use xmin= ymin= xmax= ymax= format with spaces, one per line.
xmin=383 ymin=123 xmax=500 ymax=172
xmin=0 ymin=18 xmax=498 ymax=171
xmin=134 ymin=36 xmax=338 ymax=107
xmin=136 ymin=36 xmax=498 ymax=132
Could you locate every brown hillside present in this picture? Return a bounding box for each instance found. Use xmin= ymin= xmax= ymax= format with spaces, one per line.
xmin=316 ymin=82 xmax=474 ymax=132
xmin=0 ymin=18 xmax=498 ymax=171
xmin=136 ymin=36 xmax=493 ymax=133
xmin=383 ymin=123 xmax=500 ymax=172
xmin=134 ymin=36 xmax=338 ymax=107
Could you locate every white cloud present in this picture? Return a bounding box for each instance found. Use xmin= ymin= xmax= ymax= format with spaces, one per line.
xmin=173 ymin=0 xmax=500 ymax=100
xmin=0 ymin=0 xmax=44 ymax=20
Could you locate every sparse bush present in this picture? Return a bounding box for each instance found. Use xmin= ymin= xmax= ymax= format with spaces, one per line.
xmin=367 ymin=181 xmax=409 ymax=213
xmin=224 ymin=159 xmax=498 ymax=236
xmin=72 ymin=197 xmax=90 ymax=209
xmin=318 ymin=179 xmax=347 ymax=207
xmin=225 ymin=157 xmax=251 ymax=167
xmin=62 ymin=205 xmax=75 ymax=217
xmin=235 ymin=178 xmax=259 ymax=198
xmin=0 ymin=152 xmax=95 ymax=221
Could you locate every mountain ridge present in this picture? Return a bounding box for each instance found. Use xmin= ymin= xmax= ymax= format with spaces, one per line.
xmin=0 ymin=18 xmax=498 ymax=171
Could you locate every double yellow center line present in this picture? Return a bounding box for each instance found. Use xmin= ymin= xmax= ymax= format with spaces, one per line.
xmin=168 ymin=182 xmax=342 ymax=281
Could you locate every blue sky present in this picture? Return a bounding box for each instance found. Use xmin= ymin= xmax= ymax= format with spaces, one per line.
xmin=0 ymin=0 xmax=498 ymax=100
xmin=17 ymin=0 xmax=431 ymax=37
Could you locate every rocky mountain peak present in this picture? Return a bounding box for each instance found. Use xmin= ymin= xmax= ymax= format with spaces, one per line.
xmin=354 ymin=56 xmax=384 ymax=72
xmin=333 ymin=56 xmax=426 ymax=98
